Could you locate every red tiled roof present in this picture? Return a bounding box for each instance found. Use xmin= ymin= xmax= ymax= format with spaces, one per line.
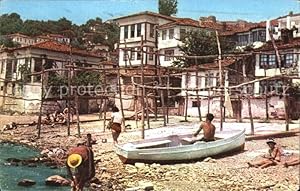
xmin=6 ymin=33 xmax=32 ymax=38
xmin=220 ymin=19 xmax=278 ymax=36
xmin=254 ymin=37 xmax=300 ymax=51
xmin=113 ymin=11 xmax=176 ymax=22
xmin=159 ymin=18 xmax=201 ymax=29
xmin=188 ymin=58 xmax=236 ymax=70
xmin=13 ymin=41 xmax=103 ymax=58
xmin=48 ymin=34 xmax=67 ymax=38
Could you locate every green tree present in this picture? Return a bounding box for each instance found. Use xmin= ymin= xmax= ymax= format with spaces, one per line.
xmin=174 ymin=30 xmax=235 ymax=67
xmin=0 ymin=13 xmax=23 ymax=35
xmin=159 ymin=0 xmax=178 ymax=16
xmin=0 ymin=36 xmax=20 ymax=48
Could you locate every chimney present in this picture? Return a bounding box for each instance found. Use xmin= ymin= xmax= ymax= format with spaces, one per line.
xmin=266 ymin=20 xmax=271 ymax=41
xmin=208 ymin=16 xmax=216 ymax=23
xmin=286 ymin=15 xmax=291 ymax=29
xmin=222 ymin=22 xmax=227 ymax=31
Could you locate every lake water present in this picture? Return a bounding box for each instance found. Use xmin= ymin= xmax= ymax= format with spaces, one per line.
xmin=0 ymin=142 xmax=69 ymax=191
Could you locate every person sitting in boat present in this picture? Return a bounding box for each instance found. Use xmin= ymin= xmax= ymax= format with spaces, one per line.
xmin=192 ymin=113 xmax=216 ymax=142
xmin=247 ymin=138 xmax=282 ymax=169
xmin=108 ymin=106 xmax=123 ymax=144
xmin=66 ymin=137 xmax=95 ymax=191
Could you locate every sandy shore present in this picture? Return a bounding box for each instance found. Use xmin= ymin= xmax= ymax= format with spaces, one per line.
xmin=0 ymin=114 xmax=299 ymax=191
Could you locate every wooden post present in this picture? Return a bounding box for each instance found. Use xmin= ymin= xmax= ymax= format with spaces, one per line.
xmin=72 ymin=60 xmax=80 ymax=137
xmin=216 ymin=30 xmax=223 ymax=131
xmin=132 ymin=77 xmax=139 ymax=129
xmin=268 ymin=29 xmax=289 ymax=130
xmin=141 ymin=36 xmax=145 ymax=139
xmin=103 ymin=68 xmax=107 ymax=132
xmin=145 ymin=92 xmax=150 ymax=129
xmin=67 ymin=60 xmax=71 ymax=136
xmin=117 ymin=64 xmax=126 ymax=132
xmin=247 ymin=96 xmax=254 ymax=135
xmin=75 ymin=93 xmax=81 ymax=137
xmin=166 ymin=68 xmax=170 ymax=123
xmin=158 ymin=68 xmax=167 ymax=126
xmin=37 ymin=67 xmax=44 ymax=139
xmin=98 ymin=98 xmax=103 ymax=120
xmin=184 ymin=72 xmax=189 ymax=122
xmin=196 ymin=70 xmax=202 ymax=121
xmin=237 ymin=94 xmax=242 ymax=122
xmin=264 ymin=66 xmax=269 ymax=121
xmin=283 ymin=78 xmax=290 ymax=131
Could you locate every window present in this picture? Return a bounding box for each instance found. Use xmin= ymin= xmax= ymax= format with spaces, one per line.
xmin=192 ymin=101 xmax=200 ymax=107
xmin=259 ymin=54 xmax=268 ymax=68
xmin=123 ymin=50 xmax=128 ymax=61
xmin=124 ymin=26 xmax=128 ymax=39
xmin=164 ymin=49 xmax=174 ymax=61
xmin=205 ymin=73 xmax=214 ymax=87
xmin=130 ymin=24 xmax=135 ymax=38
xmin=259 ymin=80 xmax=283 ymax=94
xmin=238 ymin=34 xmax=249 ymax=46
xmin=162 ymin=30 xmax=167 ymax=40
xmin=169 ymin=29 xmax=174 ymax=39
xmin=150 ymin=24 xmax=155 ymax=38
xmin=268 ymin=55 xmax=276 ymax=68
xmin=12 ymin=60 xmax=17 ymax=73
xmin=0 ymin=86 xmax=3 ymax=91
xmin=137 ymin=23 xmax=142 ymax=37
xmin=0 ymin=60 xmax=4 ymax=74
xmin=180 ymin=29 xmax=186 ymax=40
xmin=216 ymin=73 xmax=220 ymax=87
xmin=137 ymin=48 xmax=141 ymax=60
xmin=285 ymin=53 xmax=294 ymax=67
xmin=259 ymin=30 xmax=266 ymax=42
xmin=130 ymin=48 xmax=135 ymax=60
xmin=149 ymin=47 xmax=154 ymax=60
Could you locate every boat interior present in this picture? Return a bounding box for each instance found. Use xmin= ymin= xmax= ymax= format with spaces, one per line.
xmin=129 ymin=134 xmax=223 ymax=149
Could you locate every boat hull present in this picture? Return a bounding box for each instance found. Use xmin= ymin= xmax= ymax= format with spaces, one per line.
xmin=115 ymin=129 xmax=245 ymax=164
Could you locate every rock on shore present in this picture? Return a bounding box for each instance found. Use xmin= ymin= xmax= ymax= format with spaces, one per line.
xmin=45 ymin=175 xmax=70 ymax=186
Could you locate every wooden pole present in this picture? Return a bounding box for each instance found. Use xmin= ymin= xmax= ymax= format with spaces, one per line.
xmin=283 ymin=78 xmax=290 ymax=131
xmin=132 ymin=77 xmax=139 ymax=129
xmin=145 ymin=92 xmax=150 ymax=129
xmin=141 ymin=36 xmax=145 ymax=139
xmin=98 ymin=98 xmax=103 ymax=120
xmin=166 ymin=68 xmax=170 ymax=123
xmin=157 ymin=54 xmax=166 ymax=126
xmin=264 ymin=66 xmax=269 ymax=121
xmin=268 ymin=29 xmax=289 ymax=130
xmin=67 ymin=48 xmax=72 ymax=136
xmin=75 ymin=93 xmax=81 ymax=137
xmin=117 ymin=64 xmax=126 ymax=132
xmin=37 ymin=67 xmax=44 ymax=139
xmin=195 ymin=70 xmax=202 ymax=121
xmin=216 ymin=30 xmax=223 ymax=131
xmin=72 ymin=60 xmax=81 ymax=137
xmin=103 ymin=68 xmax=107 ymax=132
xmin=184 ymin=72 xmax=189 ymax=122
xmin=247 ymin=96 xmax=255 ymax=135
xmin=208 ymin=89 xmax=210 ymax=114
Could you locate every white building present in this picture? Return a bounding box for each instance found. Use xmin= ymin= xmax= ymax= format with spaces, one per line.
xmin=113 ymin=11 xmax=176 ymax=67
xmin=0 ymin=41 xmax=105 ymax=113
xmin=157 ymin=18 xmax=205 ymax=66
xmin=6 ymin=33 xmax=35 ymax=47
xmin=266 ymin=12 xmax=300 ymax=41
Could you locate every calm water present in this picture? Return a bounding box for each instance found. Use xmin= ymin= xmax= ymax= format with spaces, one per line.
xmin=0 ymin=142 xmax=69 ymax=191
